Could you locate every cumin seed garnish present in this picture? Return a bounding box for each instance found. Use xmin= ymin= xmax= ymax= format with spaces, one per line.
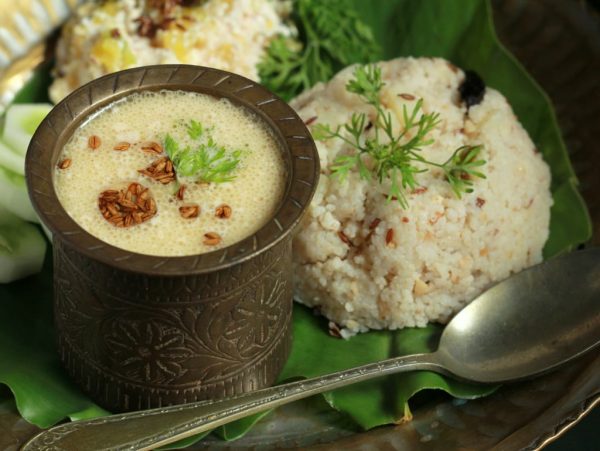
xmin=398 ymin=93 xmax=416 ymax=100
xmin=138 ymin=156 xmax=176 ymax=184
xmin=135 ymin=15 xmax=156 ymax=38
xmin=88 ymin=135 xmax=101 ymax=150
xmin=203 ymin=232 xmax=221 ymax=246
xmin=412 ymin=187 xmax=428 ymax=195
xmin=58 ymin=158 xmax=72 ymax=169
xmin=113 ymin=142 xmax=131 ymax=151
xmin=98 ymin=182 xmax=156 ymax=228
xmin=385 ymin=228 xmax=395 ymax=247
xmin=364 ymin=217 xmax=381 ymax=243
xmin=337 ymin=230 xmax=353 ymax=246
xmin=215 ymin=204 xmax=232 ymax=219
xmin=141 ymin=141 xmax=163 ymax=154
xmin=304 ymin=116 xmax=318 ymax=126
xmin=179 ymin=204 xmax=200 ymax=219
xmin=369 ymin=218 xmax=381 ymax=230
xmin=176 ymin=184 xmax=186 ymax=201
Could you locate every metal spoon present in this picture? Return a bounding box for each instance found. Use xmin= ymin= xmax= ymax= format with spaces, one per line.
xmin=22 ymin=248 xmax=600 ymax=451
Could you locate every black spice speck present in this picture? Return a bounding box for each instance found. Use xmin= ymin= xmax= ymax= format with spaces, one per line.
xmin=459 ymin=70 xmax=486 ymax=108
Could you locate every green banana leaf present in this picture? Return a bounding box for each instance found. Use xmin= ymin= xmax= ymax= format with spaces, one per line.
xmin=0 ymin=0 xmax=591 ymax=448
xmin=352 ymin=0 xmax=591 ymax=257
xmin=0 ymin=255 xmax=109 ymax=427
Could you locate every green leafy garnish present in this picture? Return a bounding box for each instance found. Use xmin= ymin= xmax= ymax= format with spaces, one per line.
xmin=314 ymin=65 xmax=486 ymax=208
xmin=186 ymin=119 xmax=203 ymax=140
xmin=164 ymin=120 xmax=243 ymax=184
xmin=443 ymin=145 xmax=487 ymax=198
xmin=258 ymin=0 xmax=380 ymax=101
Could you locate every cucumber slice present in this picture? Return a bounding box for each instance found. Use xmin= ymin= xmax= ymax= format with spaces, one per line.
xmin=2 ymin=103 xmax=52 ymax=156
xmin=0 ymin=139 xmax=24 ymax=174
xmin=0 ymin=165 xmax=38 ymax=223
xmin=0 ymin=207 xmax=46 ymax=283
xmin=40 ymin=221 xmax=53 ymax=242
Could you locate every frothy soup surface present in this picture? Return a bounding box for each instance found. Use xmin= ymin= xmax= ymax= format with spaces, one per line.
xmin=54 ymin=90 xmax=286 ymax=256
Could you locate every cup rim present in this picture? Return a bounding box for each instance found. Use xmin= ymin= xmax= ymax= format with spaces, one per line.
xmin=26 ymin=64 xmax=319 ymax=275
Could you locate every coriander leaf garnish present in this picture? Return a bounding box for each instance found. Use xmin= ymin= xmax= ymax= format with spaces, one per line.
xmin=443 ymin=145 xmax=486 ymax=198
xmin=186 ymin=119 xmax=203 ymax=140
xmin=258 ymin=0 xmax=380 ymax=101
xmin=314 ymin=65 xmax=486 ymax=208
xmin=164 ymin=120 xmax=243 ymax=184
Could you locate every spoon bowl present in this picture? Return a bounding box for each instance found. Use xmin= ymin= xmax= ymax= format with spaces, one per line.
xmin=437 ymin=247 xmax=600 ymax=383
xmin=23 ymin=248 xmax=600 ymax=451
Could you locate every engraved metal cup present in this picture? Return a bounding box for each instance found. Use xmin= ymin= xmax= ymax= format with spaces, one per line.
xmin=25 ymin=65 xmax=319 ymax=412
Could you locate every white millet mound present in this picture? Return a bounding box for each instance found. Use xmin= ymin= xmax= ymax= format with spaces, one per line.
xmin=291 ymin=57 xmax=553 ymax=337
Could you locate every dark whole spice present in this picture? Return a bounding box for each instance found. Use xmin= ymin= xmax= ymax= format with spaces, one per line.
xmin=337 ymin=230 xmax=353 ymax=246
xmin=459 ymin=70 xmax=486 ymax=107
xmin=98 ymin=183 xmax=157 ymax=227
xmin=328 ymin=321 xmax=342 ymax=338
xmin=135 ymin=16 xmax=157 ymax=38
xmin=215 ymin=204 xmax=232 ymax=219
xmin=57 ymin=158 xmax=72 ymax=169
xmin=304 ymin=116 xmax=318 ymax=126
xmin=179 ymin=204 xmax=200 ymax=219
xmin=137 ymin=0 xmax=204 ymax=38
xmin=138 ymin=156 xmax=176 ymax=184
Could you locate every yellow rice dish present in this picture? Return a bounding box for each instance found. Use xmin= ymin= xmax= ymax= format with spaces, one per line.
xmin=49 ymin=0 xmax=291 ymax=102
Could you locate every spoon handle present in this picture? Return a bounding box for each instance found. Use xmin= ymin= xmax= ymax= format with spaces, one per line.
xmin=23 ymin=353 xmax=443 ymax=451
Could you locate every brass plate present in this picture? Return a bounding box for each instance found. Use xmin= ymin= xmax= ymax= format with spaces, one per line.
xmin=0 ymin=0 xmax=598 ymax=449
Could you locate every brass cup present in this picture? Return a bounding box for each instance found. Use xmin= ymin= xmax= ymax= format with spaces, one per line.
xmin=25 ymin=65 xmax=319 ymax=412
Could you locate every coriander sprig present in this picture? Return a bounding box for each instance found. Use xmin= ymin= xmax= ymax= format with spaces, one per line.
xmin=313 ymin=65 xmax=486 ymax=208
xmin=441 ymin=145 xmax=486 ymax=197
xmin=258 ymin=0 xmax=379 ymax=101
xmin=164 ymin=120 xmax=243 ymax=184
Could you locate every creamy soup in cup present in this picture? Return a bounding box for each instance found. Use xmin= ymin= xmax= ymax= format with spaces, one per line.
xmin=54 ymin=89 xmax=286 ymax=256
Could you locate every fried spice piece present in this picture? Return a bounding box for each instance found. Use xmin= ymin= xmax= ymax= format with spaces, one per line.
xmin=337 ymin=230 xmax=353 ymax=246
xmin=136 ymin=0 xmax=201 ymax=38
xmin=385 ymin=228 xmax=396 ymax=248
xmin=57 ymin=158 xmax=72 ymax=169
xmin=203 ymin=232 xmax=221 ymax=246
xmin=98 ymin=183 xmax=157 ymax=227
xmin=113 ymin=142 xmax=131 ymax=151
xmin=175 ymin=184 xmax=186 ymax=201
xmin=141 ymin=141 xmax=163 ymax=154
xmin=215 ymin=204 xmax=232 ymax=219
xmin=179 ymin=204 xmax=200 ymax=219
xmin=138 ymin=156 xmax=176 ymax=184
xmin=88 ymin=135 xmax=101 ymax=150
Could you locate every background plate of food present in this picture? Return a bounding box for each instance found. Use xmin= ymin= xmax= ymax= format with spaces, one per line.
xmin=0 ymin=0 xmax=598 ymax=449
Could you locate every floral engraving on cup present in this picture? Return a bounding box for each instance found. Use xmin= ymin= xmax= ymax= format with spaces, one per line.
xmin=226 ymin=277 xmax=287 ymax=357
xmin=53 ymin=238 xmax=292 ymax=400
xmin=105 ymin=320 xmax=194 ymax=384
